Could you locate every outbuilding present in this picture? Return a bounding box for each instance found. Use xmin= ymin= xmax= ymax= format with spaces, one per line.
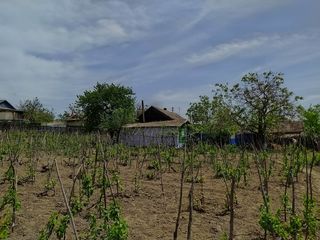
xmin=0 ymin=100 xmax=24 ymax=121
xmin=119 ymin=106 xmax=188 ymax=147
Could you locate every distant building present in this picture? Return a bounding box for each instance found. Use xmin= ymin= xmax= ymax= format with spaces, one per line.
xmin=0 ymin=100 xmax=24 ymax=121
xmin=120 ymin=106 xmax=188 ymax=147
xmin=270 ymin=120 xmax=304 ymax=145
xmin=271 ymin=120 xmax=304 ymax=138
xmin=66 ymin=116 xmax=84 ymax=128
xmin=42 ymin=120 xmax=67 ymax=128
xmin=232 ymin=120 xmax=305 ymax=146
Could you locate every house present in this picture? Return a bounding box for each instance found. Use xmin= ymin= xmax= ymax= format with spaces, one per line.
xmin=0 ymin=100 xmax=24 ymax=121
xmin=271 ymin=120 xmax=304 ymax=143
xmin=119 ymin=106 xmax=188 ymax=147
xmin=66 ymin=116 xmax=84 ymax=128
xmin=271 ymin=120 xmax=304 ymax=138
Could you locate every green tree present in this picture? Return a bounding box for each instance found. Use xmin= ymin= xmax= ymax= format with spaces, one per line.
xmin=186 ymin=95 xmax=237 ymax=140
xmin=19 ymin=97 xmax=55 ymax=123
xmin=298 ymin=105 xmax=320 ymax=239
xmin=76 ymin=83 xmax=136 ymax=137
xmin=299 ymin=104 xmax=320 ymax=140
xmin=214 ymin=71 xmax=301 ymax=147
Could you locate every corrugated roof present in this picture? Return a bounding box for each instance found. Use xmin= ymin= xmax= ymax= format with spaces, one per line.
xmin=124 ymin=119 xmax=188 ymax=128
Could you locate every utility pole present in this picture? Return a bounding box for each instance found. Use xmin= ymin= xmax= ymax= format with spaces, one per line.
xmin=142 ymin=100 xmax=145 ymax=123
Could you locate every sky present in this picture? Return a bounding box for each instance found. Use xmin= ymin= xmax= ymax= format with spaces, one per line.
xmin=0 ymin=0 xmax=319 ymax=117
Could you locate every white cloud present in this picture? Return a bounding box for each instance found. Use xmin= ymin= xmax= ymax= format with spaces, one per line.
xmin=184 ymin=0 xmax=290 ymax=30
xmin=0 ymin=48 xmax=85 ymax=105
xmin=151 ymin=84 xmax=214 ymax=117
xmin=0 ymin=0 xmax=152 ymax=112
xmin=186 ymin=33 xmax=314 ymax=65
xmin=0 ymin=1 xmax=149 ymax=54
xmin=186 ymin=36 xmax=272 ymax=64
xmin=0 ymin=0 xmax=319 ymax=115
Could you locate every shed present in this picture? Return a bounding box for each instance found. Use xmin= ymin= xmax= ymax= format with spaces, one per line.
xmin=119 ymin=106 xmax=188 ymax=147
xmin=0 ymin=100 xmax=24 ymax=121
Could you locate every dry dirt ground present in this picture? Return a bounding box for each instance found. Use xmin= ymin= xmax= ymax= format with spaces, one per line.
xmin=1 ymin=151 xmax=320 ymax=240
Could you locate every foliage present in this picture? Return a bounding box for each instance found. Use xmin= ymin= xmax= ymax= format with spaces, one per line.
xmin=1 ymin=129 xmax=320 ymax=239
xmin=44 ymin=179 xmax=56 ymax=193
xmin=81 ymin=173 xmax=94 ymax=201
xmin=303 ymin=197 xmax=319 ymax=239
xmin=214 ymin=71 xmax=301 ymax=146
xmin=38 ymin=212 xmax=70 ymax=240
xmin=19 ymin=97 xmax=55 ymax=123
xmin=212 ymin=147 xmax=249 ymax=239
xmin=259 ymin=206 xmax=289 ymax=239
xmin=100 ymin=107 xmax=136 ymax=140
xmin=257 ymin=145 xmax=320 ymax=240
xmin=0 ymin=187 xmax=21 ymax=211
xmin=299 ymin=104 xmax=320 ymax=139
xmin=0 ymin=148 xmax=21 ymax=239
xmin=86 ymin=202 xmax=128 ymax=240
xmin=259 ymin=205 xmax=305 ymax=240
xmin=70 ymin=197 xmax=84 ymax=215
xmin=0 ymin=210 xmax=11 ymax=239
xmin=76 ymin=83 xmax=136 ymax=136
xmin=187 ymin=95 xmax=237 ymax=138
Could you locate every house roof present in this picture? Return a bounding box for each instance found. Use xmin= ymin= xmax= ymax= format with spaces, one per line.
xmin=138 ymin=105 xmax=186 ymax=121
xmin=124 ymin=119 xmax=188 ymax=128
xmin=151 ymin=106 xmax=186 ymax=121
xmin=65 ymin=112 xmax=85 ymax=122
xmin=271 ymin=120 xmax=304 ymax=134
xmin=0 ymin=100 xmax=23 ymax=112
xmin=0 ymin=100 xmax=16 ymax=110
xmin=126 ymin=105 xmax=188 ymax=128
xmin=66 ymin=116 xmax=82 ymax=122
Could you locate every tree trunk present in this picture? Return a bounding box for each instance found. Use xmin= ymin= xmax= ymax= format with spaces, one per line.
xmin=257 ymin=129 xmax=266 ymax=150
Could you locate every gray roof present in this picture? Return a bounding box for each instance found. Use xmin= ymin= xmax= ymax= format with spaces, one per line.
xmin=126 ymin=105 xmax=188 ymax=128
xmin=0 ymin=100 xmax=23 ymax=112
xmin=151 ymin=106 xmax=186 ymax=121
xmin=0 ymin=100 xmax=16 ymax=110
xmin=124 ymin=119 xmax=188 ymax=128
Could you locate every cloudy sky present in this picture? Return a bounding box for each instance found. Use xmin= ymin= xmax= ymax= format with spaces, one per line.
xmin=0 ymin=0 xmax=319 ymax=116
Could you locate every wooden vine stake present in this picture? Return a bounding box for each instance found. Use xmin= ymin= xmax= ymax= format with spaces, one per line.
xmin=54 ymin=158 xmax=79 ymax=240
